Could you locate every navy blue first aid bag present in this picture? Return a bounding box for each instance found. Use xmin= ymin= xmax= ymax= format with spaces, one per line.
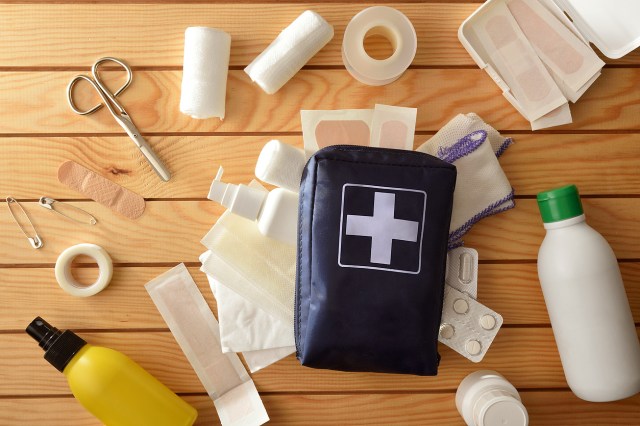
xmin=295 ymin=145 xmax=457 ymax=376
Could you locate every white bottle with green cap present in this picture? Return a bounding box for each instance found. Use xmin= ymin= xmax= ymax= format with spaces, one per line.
xmin=537 ymin=184 xmax=640 ymax=402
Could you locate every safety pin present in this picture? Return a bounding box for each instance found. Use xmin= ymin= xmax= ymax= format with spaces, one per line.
xmin=6 ymin=197 xmax=43 ymax=249
xmin=38 ymin=197 xmax=97 ymax=225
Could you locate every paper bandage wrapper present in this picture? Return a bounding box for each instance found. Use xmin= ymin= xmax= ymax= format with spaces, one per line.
xmin=201 ymin=211 xmax=296 ymax=324
xmin=245 ymin=10 xmax=333 ymax=94
xmin=58 ymin=160 xmax=145 ymax=219
xmin=145 ymin=264 xmax=269 ymax=426
xmin=180 ymin=27 xmax=231 ymax=119
xmin=417 ymin=114 xmax=515 ymax=248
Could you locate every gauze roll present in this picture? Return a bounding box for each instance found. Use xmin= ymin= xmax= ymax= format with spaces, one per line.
xmin=245 ymin=10 xmax=333 ymax=94
xmin=417 ymin=114 xmax=515 ymax=249
xmin=255 ymin=140 xmax=306 ymax=193
xmin=180 ymin=27 xmax=231 ymax=119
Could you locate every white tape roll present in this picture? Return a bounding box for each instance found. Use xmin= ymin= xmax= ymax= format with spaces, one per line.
xmin=55 ymin=244 xmax=113 ymax=297
xmin=342 ymin=6 xmax=417 ymax=86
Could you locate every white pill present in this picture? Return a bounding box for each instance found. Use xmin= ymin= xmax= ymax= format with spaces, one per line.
xmin=465 ymin=340 xmax=482 ymax=356
xmin=480 ymin=314 xmax=497 ymax=330
xmin=439 ymin=323 xmax=455 ymax=339
xmin=453 ymin=298 xmax=469 ymax=314
xmin=458 ymin=251 xmax=474 ymax=284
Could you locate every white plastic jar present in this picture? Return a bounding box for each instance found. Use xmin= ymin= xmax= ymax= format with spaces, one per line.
xmin=456 ymin=370 xmax=528 ymax=426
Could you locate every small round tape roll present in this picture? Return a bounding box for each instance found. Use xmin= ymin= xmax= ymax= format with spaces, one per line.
xmin=55 ymin=244 xmax=113 ymax=297
xmin=342 ymin=6 xmax=417 ymax=86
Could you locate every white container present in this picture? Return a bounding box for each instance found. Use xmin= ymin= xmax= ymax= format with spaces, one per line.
xmin=456 ymin=370 xmax=528 ymax=426
xmin=537 ymin=185 xmax=640 ymax=402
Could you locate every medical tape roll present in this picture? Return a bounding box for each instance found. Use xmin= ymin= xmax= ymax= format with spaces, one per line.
xmin=180 ymin=27 xmax=231 ymax=119
xmin=55 ymin=244 xmax=113 ymax=297
xmin=245 ymin=10 xmax=334 ymax=94
xmin=342 ymin=6 xmax=417 ymax=86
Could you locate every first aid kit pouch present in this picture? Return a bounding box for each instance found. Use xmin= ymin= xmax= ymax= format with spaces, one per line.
xmin=295 ymin=145 xmax=457 ymax=375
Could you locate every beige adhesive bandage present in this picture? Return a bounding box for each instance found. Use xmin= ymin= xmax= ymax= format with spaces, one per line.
xmin=58 ymin=161 xmax=145 ymax=219
xmin=369 ymin=104 xmax=417 ymax=150
xmin=507 ymin=0 xmax=604 ymax=95
xmin=145 ymin=264 xmax=269 ymax=426
xmin=301 ymin=109 xmax=373 ymax=157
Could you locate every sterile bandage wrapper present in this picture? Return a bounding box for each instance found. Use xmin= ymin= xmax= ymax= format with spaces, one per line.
xmin=473 ymin=2 xmax=566 ymax=121
xmin=145 ymin=264 xmax=269 ymax=426
xmin=245 ymin=10 xmax=333 ymax=94
xmin=507 ymin=0 xmax=604 ymax=98
xmin=58 ymin=160 xmax=145 ymax=219
xmin=201 ymin=212 xmax=296 ymax=323
xmin=301 ymin=109 xmax=373 ymax=157
xmin=417 ymin=114 xmax=514 ymax=249
xmin=369 ymin=104 xmax=417 ymax=150
xmin=200 ymin=251 xmax=295 ymax=353
xmin=180 ymin=27 xmax=231 ymax=120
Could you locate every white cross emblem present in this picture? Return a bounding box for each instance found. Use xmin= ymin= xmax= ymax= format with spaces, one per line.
xmin=345 ymin=192 xmax=419 ymax=265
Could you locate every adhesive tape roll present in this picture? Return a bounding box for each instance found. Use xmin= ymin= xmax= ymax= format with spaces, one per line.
xmin=55 ymin=244 xmax=113 ymax=297
xmin=342 ymin=6 xmax=417 ymax=86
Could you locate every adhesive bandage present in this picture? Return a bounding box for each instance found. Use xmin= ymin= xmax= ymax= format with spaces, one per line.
xmin=473 ymin=2 xmax=566 ymax=121
xmin=446 ymin=247 xmax=479 ymax=299
xmin=58 ymin=161 xmax=145 ymax=220
xmin=55 ymin=244 xmax=113 ymax=297
xmin=301 ymin=109 xmax=373 ymax=157
xmin=180 ymin=27 xmax=231 ymax=120
xmin=439 ymin=285 xmax=503 ymax=362
xmin=507 ymin=0 xmax=604 ymax=95
xmin=255 ymin=140 xmax=306 ymax=193
xmin=342 ymin=6 xmax=417 ymax=86
xmin=245 ymin=10 xmax=333 ymax=94
xmin=369 ymin=104 xmax=417 ymax=150
xmin=145 ymin=264 xmax=269 ymax=426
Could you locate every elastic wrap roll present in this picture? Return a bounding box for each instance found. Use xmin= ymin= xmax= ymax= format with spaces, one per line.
xmin=180 ymin=27 xmax=231 ymax=119
xmin=245 ymin=10 xmax=334 ymax=94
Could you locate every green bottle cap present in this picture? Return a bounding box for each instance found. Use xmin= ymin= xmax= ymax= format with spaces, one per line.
xmin=537 ymin=185 xmax=584 ymax=223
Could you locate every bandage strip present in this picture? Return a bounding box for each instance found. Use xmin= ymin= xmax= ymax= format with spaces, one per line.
xmin=58 ymin=161 xmax=145 ymax=219
xmin=145 ymin=264 xmax=269 ymax=426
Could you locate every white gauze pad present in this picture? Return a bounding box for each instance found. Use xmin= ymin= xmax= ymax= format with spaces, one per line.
xmin=180 ymin=27 xmax=231 ymax=119
xmin=201 ymin=211 xmax=296 ymax=323
xmin=245 ymin=10 xmax=333 ymax=94
xmin=255 ymin=140 xmax=306 ymax=193
xmin=507 ymin=0 xmax=604 ymax=95
xmin=473 ymin=2 xmax=566 ymax=121
xmin=369 ymin=104 xmax=417 ymax=150
xmin=145 ymin=264 xmax=268 ymax=426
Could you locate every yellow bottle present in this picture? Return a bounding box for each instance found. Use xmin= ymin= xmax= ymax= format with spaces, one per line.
xmin=27 ymin=317 xmax=198 ymax=426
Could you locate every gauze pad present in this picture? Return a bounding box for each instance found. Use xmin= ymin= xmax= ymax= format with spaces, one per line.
xmin=58 ymin=161 xmax=145 ymax=220
xmin=180 ymin=27 xmax=231 ymax=119
xmin=245 ymin=10 xmax=333 ymax=94
xmin=301 ymin=109 xmax=373 ymax=157
xmin=369 ymin=104 xmax=417 ymax=150
xmin=507 ymin=0 xmax=604 ymax=95
xmin=473 ymin=2 xmax=566 ymax=121
xmin=200 ymin=251 xmax=295 ymax=352
xmin=416 ymin=114 xmax=514 ymax=248
xmin=255 ymin=140 xmax=306 ymax=193
xmin=201 ymin=211 xmax=296 ymax=323
xmin=145 ymin=264 xmax=269 ymax=426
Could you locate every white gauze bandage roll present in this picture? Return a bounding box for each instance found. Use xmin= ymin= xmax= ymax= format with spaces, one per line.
xmin=255 ymin=140 xmax=306 ymax=192
xmin=180 ymin=27 xmax=231 ymax=119
xmin=245 ymin=10 xmax=334 ymax=94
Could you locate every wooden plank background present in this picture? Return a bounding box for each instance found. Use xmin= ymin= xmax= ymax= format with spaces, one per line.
xmin=1 ymin=1 xmax=639 ymax=425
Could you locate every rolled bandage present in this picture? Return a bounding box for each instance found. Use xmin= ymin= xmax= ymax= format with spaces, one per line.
xmin=58 ymin=161 xmax=145 ymax=220
xmin=245 ymin=10 xmax=334 ymax=94
xmin=255 ymin=140 xmax=306 ymax=192
xmin=342 ymin=6 xmax=417 ymax=86
xmin=180 ymin=27 xmax=231 ymax=119
xmin=55 ymin=244 xmax=113 ymax=297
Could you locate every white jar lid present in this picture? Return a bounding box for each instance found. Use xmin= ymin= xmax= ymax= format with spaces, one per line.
xmin=479 ymin=396 xmax=528 ymax=426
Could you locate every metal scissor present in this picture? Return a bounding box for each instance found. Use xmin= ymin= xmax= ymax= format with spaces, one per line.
xmin=67 ymin=57 xmax=171 ymax=182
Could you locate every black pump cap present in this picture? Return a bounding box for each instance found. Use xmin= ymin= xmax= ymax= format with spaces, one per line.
xmin=26 ymin=317 xmax=87 ymax=373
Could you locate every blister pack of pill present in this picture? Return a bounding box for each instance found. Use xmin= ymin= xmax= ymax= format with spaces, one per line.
xmin=439 ymin=285 xmax=503 ymax=362
xmin=445 ymin=247 xmax=478 ymax=299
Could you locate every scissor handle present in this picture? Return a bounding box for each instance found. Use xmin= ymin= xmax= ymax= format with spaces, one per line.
xmin=67 ymin=57 xmax=133 ymax=116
